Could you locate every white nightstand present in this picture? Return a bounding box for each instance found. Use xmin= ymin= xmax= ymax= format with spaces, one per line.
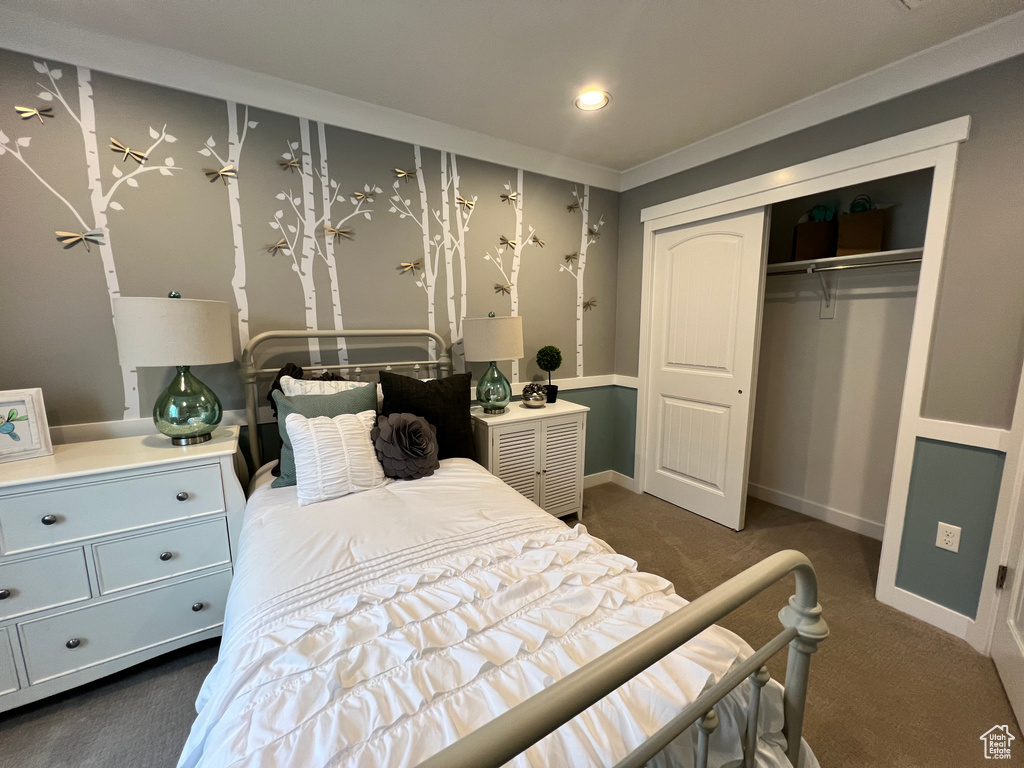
xmin=472 ymin=400 xmax=588 ymax=519
xmin=0 ymin=426 xmax=244 ymax=712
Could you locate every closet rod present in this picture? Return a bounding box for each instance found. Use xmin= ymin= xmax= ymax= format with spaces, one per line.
xmin=767 ymin=256 xmax=922 ymax=277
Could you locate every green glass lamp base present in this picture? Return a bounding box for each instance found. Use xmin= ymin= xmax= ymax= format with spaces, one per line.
xmin=154 ymin=366 xmax=223 ymax=445
xmin=477 ymin=361 xmax=511 ymax=414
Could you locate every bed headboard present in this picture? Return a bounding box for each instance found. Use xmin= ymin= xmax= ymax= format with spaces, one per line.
xmin=239 ymin=329 xmax=451 ymax=468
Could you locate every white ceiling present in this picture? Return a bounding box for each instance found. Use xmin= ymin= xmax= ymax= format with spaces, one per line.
xmin=2 ymin=0 xmax=1022 ymax=172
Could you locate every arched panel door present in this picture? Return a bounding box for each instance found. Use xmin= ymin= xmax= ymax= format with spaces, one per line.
xmin=643 ymin=208 xmax=768 ymax=530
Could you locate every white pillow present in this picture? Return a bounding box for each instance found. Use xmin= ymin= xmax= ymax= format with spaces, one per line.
xmin=280 ymin=376 xmax=384 ymax=411
xmin=285 ymin=410 xmax=388 ymax=506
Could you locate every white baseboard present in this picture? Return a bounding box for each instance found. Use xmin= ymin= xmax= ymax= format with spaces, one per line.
xmin=584 ymin=470 xmax=635 ymax=490
xmin=747 ymin=482 xmax=885 ymax=541
xmin=881 ymin=586 xmax=973 ymax=643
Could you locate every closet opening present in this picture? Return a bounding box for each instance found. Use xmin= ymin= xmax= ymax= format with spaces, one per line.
xmin=748 ymin=168 xmax=934 ymax=579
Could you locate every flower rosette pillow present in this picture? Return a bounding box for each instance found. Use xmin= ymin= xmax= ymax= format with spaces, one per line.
xmin=371 ymin=413 xmax=440 ymax=480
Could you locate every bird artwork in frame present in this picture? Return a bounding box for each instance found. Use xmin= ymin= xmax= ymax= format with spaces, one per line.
xmin=0 ymin=388 xmax=53 ymax=463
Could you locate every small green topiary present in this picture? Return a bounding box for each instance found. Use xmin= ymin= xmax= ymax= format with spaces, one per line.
xmin=536 ymin=346 xmax=562 ymax=386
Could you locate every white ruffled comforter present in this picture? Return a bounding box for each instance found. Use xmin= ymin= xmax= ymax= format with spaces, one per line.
xmin=178 ymin=460 xmax=815 ymax=768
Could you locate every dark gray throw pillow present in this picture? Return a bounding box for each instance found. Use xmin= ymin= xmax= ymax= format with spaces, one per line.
xmin=271 ymin=385 xmax=377 ymax=488
xmin=371 ymin=413 xmax=440 ymax=480
xmin=379 ymin=371 xmax=475 ymax=460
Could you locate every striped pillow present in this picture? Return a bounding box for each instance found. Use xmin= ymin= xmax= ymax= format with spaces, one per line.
xmin=285 ymin=410 xmax=388 ymax=506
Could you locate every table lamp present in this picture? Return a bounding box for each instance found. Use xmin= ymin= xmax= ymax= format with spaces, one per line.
xmin=463 ymin=314 xmax=524 ymax=414
xmin=112 ymin=292 xmax=234 ymax=445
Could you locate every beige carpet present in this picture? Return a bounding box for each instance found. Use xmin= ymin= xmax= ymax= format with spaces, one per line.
xmin=0 ymin=484 xmax=1018 ymax=767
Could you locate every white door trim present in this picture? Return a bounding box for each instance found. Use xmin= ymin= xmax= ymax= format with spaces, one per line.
xmin=634 ymin=117 xmax=1020 ymax=651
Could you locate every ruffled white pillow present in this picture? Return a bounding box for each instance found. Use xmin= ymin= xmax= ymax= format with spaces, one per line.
xmin=285 ymin=410 xmax=389 ymax=506
xmin=280 ymin=375 xmax=384 ymax=412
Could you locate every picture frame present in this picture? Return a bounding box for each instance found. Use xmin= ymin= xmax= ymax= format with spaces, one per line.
xmin=0 ymin=388 xmax=53 ymax=464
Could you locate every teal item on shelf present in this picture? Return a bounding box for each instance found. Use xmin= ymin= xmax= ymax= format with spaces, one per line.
xmin=153 ymin=366 xmax=223 ymax=445
xmin=476 ymin=361 xmax=512 ymax=413
xmin=271 ymin=384 xmax=377 ymax=487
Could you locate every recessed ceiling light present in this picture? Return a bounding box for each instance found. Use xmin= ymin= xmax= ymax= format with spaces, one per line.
xmin=574 ymin=90 xmax=610 ymax=111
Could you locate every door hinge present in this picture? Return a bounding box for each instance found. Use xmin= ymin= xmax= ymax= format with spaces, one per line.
xmin=996 ymin=564 xmax=1008 ymax=589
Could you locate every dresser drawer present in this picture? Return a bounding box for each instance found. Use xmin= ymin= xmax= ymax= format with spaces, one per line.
xmin=0 ymin=549 xmax=90 ymax=620
xmin=0 ymin=628 xmax=18 ymax=696
xmin=19 ymin=569 xmax=230 ymax=685
xmin=0 ymin=464 xmax=225 ymax=555
xmin=94 ymin=518 xmax=230 ymax=594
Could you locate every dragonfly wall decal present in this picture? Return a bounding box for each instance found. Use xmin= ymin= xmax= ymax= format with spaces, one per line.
xmin=55 ymin=229 xmax=105 ymax=252
xmin=278 ymin=156 xmax=301 ymax=172
xmin=397 ymin=260 xmax=422 ymax=275
xmin=498 ymin=236 xmax=517 ymax=249
xmin=456 ymin=196 xmax=475 ymax=211
xmin=109 ymin=138 xmax=147 ymax=164
xmin=583 ymin=297 xmax=598 ymax=311
xmin=323 ymin=224 xmax=354 ymax=242
xmin=500 ymin=191 xmax=518 ymax=205
xmin=266 ymin=238 xmax=289 ymax=256
xmin=15 ymin=106 xmax=54 ymax=123
xmin=395 ymin=168 xmax=416 ymax=182
xmin=203 ymin=164 xmax=237 ymax=184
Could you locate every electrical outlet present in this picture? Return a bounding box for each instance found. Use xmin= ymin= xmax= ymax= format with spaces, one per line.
xmin=936 ymin=522 xmax=961 ymax=553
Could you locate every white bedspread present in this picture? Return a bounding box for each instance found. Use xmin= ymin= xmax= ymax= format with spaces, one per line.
xmin=179 ymin=459 xmax=816 ymax=768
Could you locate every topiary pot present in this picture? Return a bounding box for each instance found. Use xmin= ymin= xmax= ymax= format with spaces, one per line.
xmin=545 ymin=384 xmax=559 ymax=403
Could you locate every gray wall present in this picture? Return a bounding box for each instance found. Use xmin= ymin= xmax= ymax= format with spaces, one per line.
xmin=616 ymin=55 xmax=1024 ymax=430
xmin=0 ymin=47 xmax=618 ymax=426
xmin=895 ymin=438 xmax=1005 ymax=618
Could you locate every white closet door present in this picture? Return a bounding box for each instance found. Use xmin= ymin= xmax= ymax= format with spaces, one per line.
xmin=992 ymin=485 xmax=1024 ymax=729
xmin=643 ymin=208 xmax=768 ymax=530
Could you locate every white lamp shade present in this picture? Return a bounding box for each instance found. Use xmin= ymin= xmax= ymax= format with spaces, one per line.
xmin=463 ymin=316 xmax=524 ymax=362
xmin=112 ymin=297 xmax=234 ymax=367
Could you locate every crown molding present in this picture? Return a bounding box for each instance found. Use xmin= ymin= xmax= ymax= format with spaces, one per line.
xmin=1 ymin=7 xmax=1022 ymax=194
xmin=619 ymin=9 xmax=1024 ymax=191
xmin=0 ymin=7 xmax=621 ymax=191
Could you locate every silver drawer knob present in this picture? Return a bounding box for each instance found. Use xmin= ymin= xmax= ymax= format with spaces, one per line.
xmin=159 ymin=551 xmax=173 ymax=561
xmin=176 ymin=491 xmax=190 ymax=502
xmin=0 ymin=589 xmax=9 ymax=600
xmin=65 ymin=638 xmax=81 ymax=649
xmin=191 ymin=602 xmax=204 ymax=612
xmin=41 ymin=514 xmax=57 ymax=526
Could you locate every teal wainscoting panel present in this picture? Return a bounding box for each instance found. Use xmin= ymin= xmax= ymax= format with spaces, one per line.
xmin=611 ymin=386 xmax=638 ymax=478
xmin=559 ymin=388 xmax=615 ymax=476
xmin=895 ymin=437 xmax=1005 ymax=619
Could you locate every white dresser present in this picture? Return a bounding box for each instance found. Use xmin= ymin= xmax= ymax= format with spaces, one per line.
xmin=472 ymin=400 xmax=588 ymax=519
xmin=0 ymin=426 xmax=244 ymax=712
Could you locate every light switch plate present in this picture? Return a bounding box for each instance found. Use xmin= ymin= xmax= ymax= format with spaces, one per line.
xmin=936 ymin=522 xmax=961 ymax=553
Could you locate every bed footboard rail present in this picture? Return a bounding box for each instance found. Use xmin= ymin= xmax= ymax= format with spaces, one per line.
xmin=416 ymin=549 xmax=828 ymax=768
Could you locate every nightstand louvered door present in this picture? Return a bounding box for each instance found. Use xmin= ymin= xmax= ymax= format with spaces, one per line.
xmin=493 ymin=422 xmax=542 ymax=503
xmin=540 ymin=418 xmax=584 ymax=517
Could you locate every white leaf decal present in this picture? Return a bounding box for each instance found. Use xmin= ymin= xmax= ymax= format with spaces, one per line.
xmin=275 ymin=210 xmax=283 ymax=218
xmin=349 ymin=197 xmax=357 ymax=205
xmin=50 ymin=69 xmax=62 ymax=80
xmin=247 ymin=121 xmax=258 ymax=129
xmin=126 ymin=178 xmax=139 ymax=187
xmin=330 ymin=179 xmax=338 ymax=188
xmin=159 ymin=167 xmax=173 ymax=176
xmin=292 ymin=198 xmax=300 ymax=206
xmin=207 ymin=137 xmax=216 ymax=147
xmin=275 ymin=193 xmax=286 ymax=200
xmin=270 ymin=221 xmax=280 ymax=230
xmin=109 ymin=201 xmax=124 ymax=211
xmin=389 ymin=206 xmax=397 ymax=213
xmin=33 ymin=61 xmax=48 ymax=74
xmin=149 ymin=127 xmax=159 ymax=140
xmin=281 ymin=152 xmax=291 ymax=159
xmin=363 ymin=212 xmax=371 ymax=220
xmin=37 ymin=91 xmax=53 ymax=101
xmin=111 ymin=165 xmax=123 ymax=178
xmin=164 ymin=158 xmax=174 ymax=166
xmin=165 ymin=135 xmax=177 ymax=143
xmin=16 ymin=137 xmax=30 ymax=147
xmin=0 ymin=146 xmax=6 ymax=156
xmin=0 ymin=131 xmax=8 ymax=144
xmin=415 ymin=281 xmax=423 ymax=288
xmin=198 ymin=148 xmax=211 ymax=157
xmin=290 ymin=141 xmax=299 ymax=150
xmin=287 ymin=225 xmax=296 ymax=234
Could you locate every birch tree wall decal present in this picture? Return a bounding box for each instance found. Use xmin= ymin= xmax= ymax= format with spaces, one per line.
xmin=389 ymin=145 xmax=441 ymax=357
xmin=198 ymin=102 xmax=256 ymax=350
xmin=483 ymin=168 xmax=538 ymax=382
xmin=272 ymin=120 xmax=377 ymax=366
xmin=0 ymin=61 xmax=179 ymax=419
xmin=436 ymin=151 xmax=475 ymax=352
xmin=558 ymin=184 xmax=604 ymax=376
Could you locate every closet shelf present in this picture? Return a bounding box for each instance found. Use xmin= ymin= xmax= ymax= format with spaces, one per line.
xmin=766 ymin=247 xmax=923 ymax=276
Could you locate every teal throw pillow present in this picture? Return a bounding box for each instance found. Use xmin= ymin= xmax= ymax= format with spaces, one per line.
xmin=271 ymin=384 xmax=378 ymax=488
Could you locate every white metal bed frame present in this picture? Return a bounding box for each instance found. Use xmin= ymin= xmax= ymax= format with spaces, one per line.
xmin=238 ymin=328 xmax=829 ymax=768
